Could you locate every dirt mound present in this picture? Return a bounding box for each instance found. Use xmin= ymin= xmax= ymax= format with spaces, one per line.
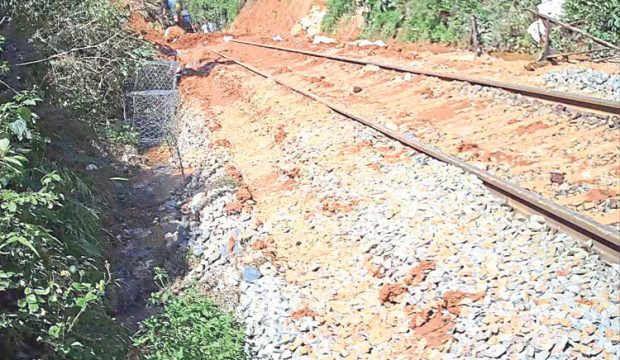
xmin=164 ymin=26 xmax=186 ymax=41
xmin=231 ymin=0 xmax=321 ymax=37
xmin=172 ymin=32 xmax=224 ymax=49
xmin=129 ymin=14 xmax=222 ymax=50
xmin=129 ymin=14 xmax=166 ymax=44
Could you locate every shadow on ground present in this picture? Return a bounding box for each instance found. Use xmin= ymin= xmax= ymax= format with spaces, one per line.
xmin=107 ymin=147 xmax=191 ymax=329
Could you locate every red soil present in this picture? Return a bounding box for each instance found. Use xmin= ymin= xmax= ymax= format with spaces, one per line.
xmin=404 ymin=261 xmax=436 ymax=285
xmin=379 ymin=284 xmax=406 ymax=304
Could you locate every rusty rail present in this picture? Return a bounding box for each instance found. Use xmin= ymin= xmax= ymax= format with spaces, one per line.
xmin=208 ymin=48 xmax=620 ymax=263
xmin=230 ymin=39 xmax=620 ymax=115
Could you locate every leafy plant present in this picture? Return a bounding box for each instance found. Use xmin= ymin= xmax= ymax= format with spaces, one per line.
xmin=364 ymin=0 xmax=405 ymax=39
xmin=0 ymin=90 xmax=128 ymax=359
xmin=1 ymin=0 xmax=154 ymax=129
xmin=0 ymin=35 xmax=9 ymax=74
xmin=133 ymin=270 xmax=246 ymax=360
xmin=322 ymin=0 xmax=357 ymax=32
xmin=0 ymin=1 xmax=152 ymax=357
xmin=564 ymin=0 xmax=620 ymax=47
xmin=322 ymin=0 xmax=548 ymax=52
xmin=103 ymin=123 xmax=140 ymax=146
xmin=185 ymin=0 xmax=245 ymax=28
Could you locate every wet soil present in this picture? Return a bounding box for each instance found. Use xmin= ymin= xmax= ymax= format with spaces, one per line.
xmin=107 ymin=147 xmax=190 ymax=329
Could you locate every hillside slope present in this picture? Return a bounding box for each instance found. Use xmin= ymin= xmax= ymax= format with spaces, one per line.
xmin=231 ymin=0 xmax=321 ymax=36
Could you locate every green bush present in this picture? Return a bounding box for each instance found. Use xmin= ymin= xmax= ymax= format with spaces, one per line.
xmin=104 ymin=123 xmax=140 ymax=146
xmin=322 ymin=0 xmax=543 ymax=51
xmin=364 ymin=0 xmax=405 ymax=39
xmin=322 ymin=0 xmax=356 ymax=32
xmin=0 ymin=0 xmax=157 ymax=358
xmin=1 ymin=0 xmax=154 ymax=128
xmin=564 ymin=0 xmax=620 ymax=46
xmin=0 ymin=90 xmax=129 ymax=359
xmin=403 ymin=0 xmax=456 ymax=42
xmin=186 ymin=0 xmax=245 ymax=28
xmin=133 ymin=272 xmax=246 ymax=360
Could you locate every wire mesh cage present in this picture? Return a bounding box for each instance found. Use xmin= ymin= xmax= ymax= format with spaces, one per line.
xmin=127 ymin=61 xmax=179 ymax=148
xmin=129 ymin=90 xmax=178 ymax=147
xmin=132 ymin=61 xmax=178 ymax=91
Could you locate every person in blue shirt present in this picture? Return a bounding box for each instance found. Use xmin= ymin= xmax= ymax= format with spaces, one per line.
xmin=162 ymin=0 xmax=194 ymax=32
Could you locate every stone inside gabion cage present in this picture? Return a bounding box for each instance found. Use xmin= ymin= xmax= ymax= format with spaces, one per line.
xmin=129 ymin=90 xmax=178 ymax=147
xmin=128 ymin=61 xmax=179 ymax=147
xmin=133 ymin=61 xmax=177 ymax=91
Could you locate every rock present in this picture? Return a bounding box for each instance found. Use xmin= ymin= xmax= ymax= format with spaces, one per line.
xmin=528 ymin=215 xmax=547 ymax=231
xmin=300 ymin=17 xmax=313 ymax=30
xmin=549 ymin=172 xmax=565 ymax=184
xmin=176 ymin=225 xmax=189 ymax=242
xmin=207 ymin=250 xmax=221 ymax=264
xmin=350 ymin=39 xmax=387 ymax=47
xmin=483 ymin=342 xmax=510 ymax=358
xmin=551 ymin=335 xmax=569 ymax=355
xmin=312 ymin=35 xmax=336 ymax=45
xmin=296 ymin=317 xmax=318 ymax=332
xmin=164 ymin=25 xmax=185 ymax=40
xmin=290 ymin=23 xmax=303 ymax=36
xmin=120 ymin=145 xmax=142 ymax=164
xmin=379 ymin=284 xmax=406 ymax=304
xmin=363 ymin=64 xmax=380 ymax=72
xmin=541 ymin=68 xmax=619 ymax=102
xmin=190 ymin=192 xmax=207 ymax=214
xmin=224 ymin=201 xmax=243 ymax=215
xmin=243 ymin=266 xmax=262 ymax=283
xmin=192 ymin=244 xmax=204 ymax=257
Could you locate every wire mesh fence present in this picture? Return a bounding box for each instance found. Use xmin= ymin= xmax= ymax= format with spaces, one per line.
xmin=126 ymin=60 xmax=186 ymax=178
xmin=127 ymin=61 xmax=178 ymax=148
xmin=129 ymin=90 xmax=178 ymax=147
xmin=132 ymin=61 xmax=177 ymax=91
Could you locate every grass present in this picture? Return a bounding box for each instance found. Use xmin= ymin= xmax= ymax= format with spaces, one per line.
xmin=132 ymin=274 xmax=246 ymax=360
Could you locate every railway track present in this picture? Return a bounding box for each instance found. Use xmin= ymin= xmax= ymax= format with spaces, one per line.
xmin=230 ymin=39 xmax=620 ymax=115
xmin=215 ymin=40 xmax=620 ymax=227
xmin=208 ymin=47 xmax=620 ymax=263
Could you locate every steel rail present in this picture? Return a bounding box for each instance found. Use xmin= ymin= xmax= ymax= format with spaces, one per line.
xmin=208 ymin=48 xmax=620 ymax=262
xmin=230 ymin=39 xmax=620 ymax=115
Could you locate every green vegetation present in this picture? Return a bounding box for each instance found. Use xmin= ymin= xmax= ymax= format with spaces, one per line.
xmin=133 ymin=270 xmax=246 ymax=360
xmin=323 ymin=0 xmax=358 ymax=32
xmin=364 ymin=0 xmax=405 ymax=39
xmin=104 ymin=124 xmax=140 ymax=146
xmin=186 ymin=0 xmax=245 ymax=28
xmin=323 ymin=0 xmax=619 ymax=52
xmin=0 ymin=1 xmax=143 ymax=357
xmin=565 ymin=0 xmax=620 ymax=46
xmin=2 ymin=0 xmax=154 ymax=127
xmin=0 ymin=1 xmax=247 ymax=358
xmin=0 ymin=39 xmax=129 ymax=360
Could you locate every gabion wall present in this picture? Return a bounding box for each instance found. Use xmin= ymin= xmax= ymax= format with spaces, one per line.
xmin=129 ymin=90 xmax=178 ymax=147
xmin=133 ymin=61 xmax=177 ymax=91
xmin=128 ymin=61 xmax=178 ymax=147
